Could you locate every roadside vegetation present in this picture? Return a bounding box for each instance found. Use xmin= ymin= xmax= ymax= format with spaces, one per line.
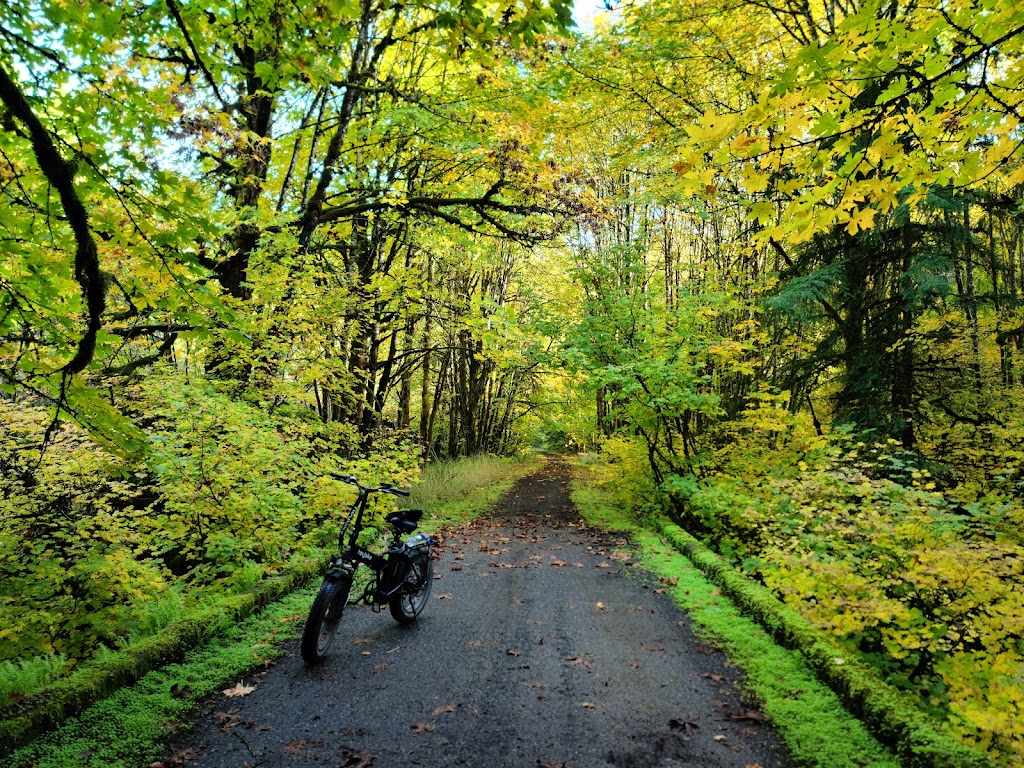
xmin=570 ymin=466 xmax=904 ymax=768
xmin=573 ymin=441 xmax=1020 ymax=765
xmin=2 ymin=0 xmax=1023 ymax=764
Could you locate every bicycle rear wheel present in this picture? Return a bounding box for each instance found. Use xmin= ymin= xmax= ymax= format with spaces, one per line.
xmin=389 ymin=555 xmax=433 ymax=624
xmin=300 ymin=575 xmax=351 ymax=664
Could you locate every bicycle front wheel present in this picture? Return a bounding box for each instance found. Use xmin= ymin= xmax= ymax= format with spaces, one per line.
xmin=389 ymin=555 xmax=433 ymax=624
xmin=300 ymin=575 xmax=351 ymax=664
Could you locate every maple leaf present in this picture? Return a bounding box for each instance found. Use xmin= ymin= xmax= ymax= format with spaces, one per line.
xmin=728 ymin=707 xmax=768 ymax=722
xmin=410 ymin=722 xmax=435 ymax=733
xmin=284 ymin=740 xmax=314 ymax=754
xmin=844 ymin=206 xmax=877 ymax=235
xmin=581 ymin=701 xmax=595 ymax=709
xmin=222 ymin=681 xmax=256 ymax=697
xmin=339 ymin=748 xmax=375 ymax=767
xmin=433 ymin=703 xmax=458 ymax=717
xmin=436 ymin=594 xmax=452 ymax=599
xmin=669 ymin=718 xmax=699 ymax=731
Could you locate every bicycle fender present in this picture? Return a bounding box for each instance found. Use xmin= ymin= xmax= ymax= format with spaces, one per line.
xmin=325 ymin=563 xmax=354 ymax=583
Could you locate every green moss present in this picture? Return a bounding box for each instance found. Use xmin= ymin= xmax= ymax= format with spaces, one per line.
xmin=648 ymin=519 xmax=992 ymax=768
xmin=0 ymin=556 xmax=322 ymax=759
xmin=0 ymin=587 xmax=316 ymax=768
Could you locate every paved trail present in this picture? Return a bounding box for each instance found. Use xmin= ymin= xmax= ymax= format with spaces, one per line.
xmin=169 ymin=458 xmax=790 ymax=768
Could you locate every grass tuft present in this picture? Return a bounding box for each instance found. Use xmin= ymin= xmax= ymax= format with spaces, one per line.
xmin=0 ymin=656 xmax=66 ymax=704
xmin=412 ymin=454 xmax=542 ymax=530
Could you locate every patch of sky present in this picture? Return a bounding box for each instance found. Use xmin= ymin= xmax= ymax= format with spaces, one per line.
xmin=572 ymin=0 xmax=619 ymax=35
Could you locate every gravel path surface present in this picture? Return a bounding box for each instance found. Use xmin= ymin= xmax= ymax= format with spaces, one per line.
xmin=168 ymin=457 xmax=790 ymax=768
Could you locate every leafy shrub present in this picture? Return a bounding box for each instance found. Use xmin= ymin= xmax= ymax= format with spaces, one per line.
xmin=689 ymin=427 xmax=1024 ymax=763
xmin=0 ymin=403 xmax=170 ymax=664
xmin=0 ymin=373 xmax=421 ymax=673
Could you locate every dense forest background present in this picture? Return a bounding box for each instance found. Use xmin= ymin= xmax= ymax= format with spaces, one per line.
xmin=2 ymin=0 xmax=1023 ymax=764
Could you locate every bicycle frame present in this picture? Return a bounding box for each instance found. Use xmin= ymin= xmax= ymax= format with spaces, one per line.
xmin=327 ymin=473 xmax=427 ymax=606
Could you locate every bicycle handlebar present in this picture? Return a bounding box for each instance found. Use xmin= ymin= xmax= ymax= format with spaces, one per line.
xmin=329 ymin=472 xmax=410 ymax=496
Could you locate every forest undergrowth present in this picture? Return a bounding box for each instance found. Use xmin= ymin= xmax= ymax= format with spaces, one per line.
xmin=0 ymin=390 xmax=532 ymax=709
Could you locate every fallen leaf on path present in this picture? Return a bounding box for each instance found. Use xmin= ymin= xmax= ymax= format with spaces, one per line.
xmin=410 ymin=722 xmax=435 ymax=733
xmin=506 ymin=649 xmax=522 ymax=657
xmin=549 ymin=559 xmax=568 ymax=567
xmin=595 ymin=562 xmax=610 ymax=569
xmin=149 ymin=747 xmax=200 ymax=768
xmin=713 ymin=735 xmax=727 ymax=742
xmin=450 ymin=566 xmax=463 ymax=571
xmin=213 ymin=709 xmax=239 ymax=730
xmin=222 ymin=681 xmax=256 ymax=697
xmin=641 ymin=646 xmax=666 ymax=654
xmin=339 ymin=747 xmax=375 ymax=767
xmin=436 ymin=594 xmax=452 ymax=600
xmin=432 ymin=703 xmax=458 ymax=717
xmin=728 ymin=708 xmax=768 ymax=722
xmin=653 ymin=588 xmax=666 ymax=595
xmin=581 ymin=701 xmax=595 ymax=709
xmin=669 ymin=718 xmax=699 ymax=731
xmin=284 ymin=739 xmax=319 ymax=754
xmin=701 ymin=673 xmax=726 ymax=683
xmin=661 ymin=577 xmax=679 ymax=586
xmin=537 ymin=761 xmax=566 ymax=768
xmin=596 ymin=602 xmax=608 ymax=612
xmin=565 ymin=656 xmax=592 ymax=667
xmin=352 ymin=637 xmax=373 ymax=645
xmin=373 ymin=663 xmax=390 ymax=672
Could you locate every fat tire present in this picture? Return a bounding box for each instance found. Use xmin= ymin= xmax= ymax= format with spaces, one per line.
xmin=389 ymin=555 xmax=433 ymax=624
xmin=300 ymin=576 xmax=350 ymax=664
